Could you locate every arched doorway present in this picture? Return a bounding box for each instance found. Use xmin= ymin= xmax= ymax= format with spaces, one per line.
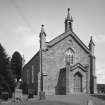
xmin=74 ymin=72 xmax=82 ymax=92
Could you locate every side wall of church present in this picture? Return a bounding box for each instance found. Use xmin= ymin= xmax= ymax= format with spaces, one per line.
xmin=22 ymin=52 xmax=40 ymax=95
xmin=42 ymin=34 xmax=90 ymax=95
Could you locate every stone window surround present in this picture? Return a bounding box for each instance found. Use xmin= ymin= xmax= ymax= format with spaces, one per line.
xmin=65 ymin=47 xmax=75 ymax=65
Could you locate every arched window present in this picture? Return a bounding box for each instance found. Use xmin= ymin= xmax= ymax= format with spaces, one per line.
xmin=66 ymin=48 xmax=75 ymax=65
xmin=32 ymin=65 xmax=34 ymax=83
xmin=27 ymin=69 xmax=29 ymax=84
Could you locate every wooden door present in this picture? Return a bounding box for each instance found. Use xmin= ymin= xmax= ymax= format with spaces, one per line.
xmin=74 ymin=72 xmax=82 ymax=92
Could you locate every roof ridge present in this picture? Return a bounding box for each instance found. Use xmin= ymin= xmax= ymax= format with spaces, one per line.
xmin=46 ymin=31 xmax=90 ymax=53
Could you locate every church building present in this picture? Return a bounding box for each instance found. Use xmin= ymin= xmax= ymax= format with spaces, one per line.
xmin=22 ymin=8 xmax=97 ymax=95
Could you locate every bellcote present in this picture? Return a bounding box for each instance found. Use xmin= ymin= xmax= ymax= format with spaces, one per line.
xmin=65 ymin=8 xmax=73 ymax=32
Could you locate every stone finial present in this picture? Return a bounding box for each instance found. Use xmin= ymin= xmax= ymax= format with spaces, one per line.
xmin=41 ymin=24 xmax=44 ymax=33
xmin=68 ymin=8 xmax=70 ymax=12
xmin=67 ymin=8 xmax=70 ymax=20
xmin=89 ymin=36 xmax=95 ymax=46
xmin=40 ymin=24 xmax=46 ymax=37
xmin=88 ymin=36 xmax=95 ymax=55
xmin=90 ymin=36 xmax=93 ymax=42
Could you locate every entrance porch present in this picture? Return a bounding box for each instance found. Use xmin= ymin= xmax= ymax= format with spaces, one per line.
xmin=55 ymin=63 xmax=87 ymax=95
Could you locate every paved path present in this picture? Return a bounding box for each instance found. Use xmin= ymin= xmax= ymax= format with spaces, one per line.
xmin=46 ymin=94 xmax=105 ymax=105
xmin=1 ymin=94 xmax=105 ymax=105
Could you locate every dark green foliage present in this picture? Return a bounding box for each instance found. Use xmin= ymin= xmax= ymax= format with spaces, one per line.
xmin=11 ymin=51 xmax=22 ymax=82
xmin=0 ymin=44 xmax=15 ymax=97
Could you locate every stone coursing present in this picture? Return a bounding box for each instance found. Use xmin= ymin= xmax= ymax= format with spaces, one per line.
xmin=22 ymin=9 xmax=97 ymax=95
xmin=42 ymin=33 xmax=90 ymax=95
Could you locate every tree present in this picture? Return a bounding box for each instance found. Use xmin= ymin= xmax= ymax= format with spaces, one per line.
xmin=0 ymin=44 xmax=15 ymax=96
xmin=11 ymin=51 xmax=22 ymax=82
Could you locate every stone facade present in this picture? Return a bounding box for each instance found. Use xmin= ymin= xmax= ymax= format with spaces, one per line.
xmin=42 ymin=33 xmax=91 ymax=95
xmin=22 ymin=8 xmax=97 ymax=95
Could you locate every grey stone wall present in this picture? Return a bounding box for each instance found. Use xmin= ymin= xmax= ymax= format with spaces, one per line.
xmin=42 ymin=34 xmax=90 ymax=95
xmin=22 ymin=52 xmax=40 ymax=95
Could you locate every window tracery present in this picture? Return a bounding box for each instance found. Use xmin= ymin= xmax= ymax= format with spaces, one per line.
xmin=66 ymin=48 xmax=75 ymax=65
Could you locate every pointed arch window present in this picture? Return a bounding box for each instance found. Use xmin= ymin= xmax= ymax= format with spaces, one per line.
xmin=66 ymin=48 xmax=75 ymax=65
xmin=27 ymin=69 xmax=29 ymax=84
xmin=32 ymin=65 xmax=34 ymax=83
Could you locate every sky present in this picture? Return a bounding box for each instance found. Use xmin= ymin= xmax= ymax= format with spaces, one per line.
xmin=0 ymin=0 xmax=105 ymax=84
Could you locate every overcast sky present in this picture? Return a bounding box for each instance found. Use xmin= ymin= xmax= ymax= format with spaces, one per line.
xmin=0 ymin=0 xmax=105 ymax=84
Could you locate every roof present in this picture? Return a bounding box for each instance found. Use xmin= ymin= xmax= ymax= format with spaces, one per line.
xmin=24 ymin=29 xmax=90 ymax=68
xmin=23 ymin=51 xmax=39 ymax=69
xmin=47 ymin=30 xmax=90 ymax=53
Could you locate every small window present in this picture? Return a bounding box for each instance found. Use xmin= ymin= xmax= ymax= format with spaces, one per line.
xmin=32 ymin=65 xmax=34 ymax=83
xmin=27 ymin=69 xmax=29 ymax=84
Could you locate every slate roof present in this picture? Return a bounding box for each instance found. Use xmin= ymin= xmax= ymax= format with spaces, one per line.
xmin=47 ymin=30 xmax=90 ymax=53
